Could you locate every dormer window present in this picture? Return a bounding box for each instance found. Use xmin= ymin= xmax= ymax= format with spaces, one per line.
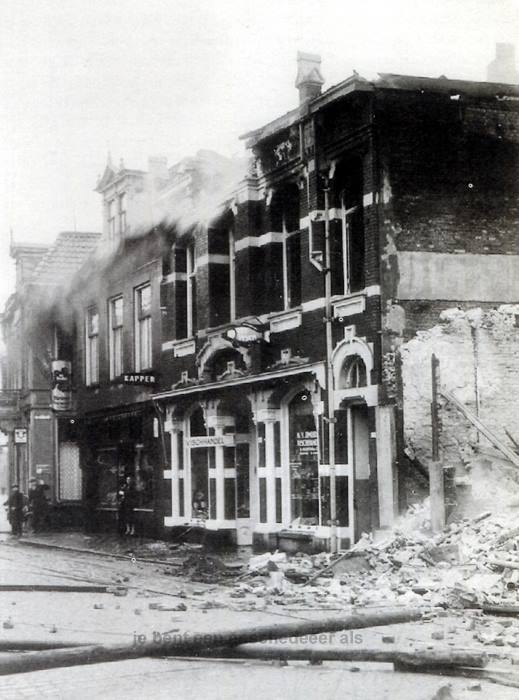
xmin=118 ymin=192 xmax=127 ymax=236
xmin=107 ymin=200 xmax=116 ymax=241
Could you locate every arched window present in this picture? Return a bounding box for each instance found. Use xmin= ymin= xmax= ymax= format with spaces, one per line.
xmin=341 ymin=355 xmax=367 ymax=389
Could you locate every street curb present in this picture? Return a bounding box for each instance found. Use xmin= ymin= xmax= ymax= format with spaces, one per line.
xmin=13 ymin=537 xmax=180 ymax=568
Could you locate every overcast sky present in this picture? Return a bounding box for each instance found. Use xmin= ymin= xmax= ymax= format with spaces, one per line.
xmin=1 ymin=0 xmax=518 ymax=306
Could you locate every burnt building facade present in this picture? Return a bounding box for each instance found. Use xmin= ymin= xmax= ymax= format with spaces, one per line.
xmin=2 ymin=52 xmax=519 ymax=550
xmin=154 ymin=54 xmax=519 ymax=550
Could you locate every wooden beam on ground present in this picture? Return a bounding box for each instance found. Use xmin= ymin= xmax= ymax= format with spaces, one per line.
xmin=197 ymin=643 xmax=487 ymax=669
xmin=0 ymin=584 xmax=108 ymax=593
xmin=0 ymin=607 xmax=424 ymax=676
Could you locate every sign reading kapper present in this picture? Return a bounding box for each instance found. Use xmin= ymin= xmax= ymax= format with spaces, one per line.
xmin=51 ymin=360 xmax=72 ymax=411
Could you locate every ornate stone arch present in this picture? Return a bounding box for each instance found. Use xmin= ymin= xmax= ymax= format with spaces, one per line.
xmin=331 ymin=336 xmax=378 ymax=408
xmin=196 ymin=335 xmax=251 ymax=381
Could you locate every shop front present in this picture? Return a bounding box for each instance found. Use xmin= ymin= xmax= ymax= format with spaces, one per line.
xmin=82 ymin=404 xmax=161 ymax=536
xmin=157 ymin=359 xmax=374 ymax=551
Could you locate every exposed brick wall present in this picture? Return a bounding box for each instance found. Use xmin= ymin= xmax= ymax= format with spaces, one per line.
xmin=400 ymin=304 xmax=519 ymax=467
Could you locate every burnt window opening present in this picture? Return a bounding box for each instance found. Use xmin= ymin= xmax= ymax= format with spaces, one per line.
xmin=270 ymin=184 xmax=301 ymax=309
xmin=208 ymin=211 xmax=235 ymax=326
xmin=173 ymin=243 xmax=197 ymax=339
xmin=341 ymin=355 xmax=367 ymax=389
xmin=85 ymin=306 xmax=99 ymax=386
xmin=330 ymin=158 xmax=365 ymax=296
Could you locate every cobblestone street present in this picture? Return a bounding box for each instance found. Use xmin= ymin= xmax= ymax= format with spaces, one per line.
xmin=0 ymin=534 xmax=518 ymax=699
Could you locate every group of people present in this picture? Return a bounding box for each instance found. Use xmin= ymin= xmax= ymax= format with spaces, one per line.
xmin=3 ymin=479 xmax=49 ymax=536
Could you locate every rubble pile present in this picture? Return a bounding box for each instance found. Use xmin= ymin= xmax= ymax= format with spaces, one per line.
xmin=226 ymin=500 xmax=519 ymax=613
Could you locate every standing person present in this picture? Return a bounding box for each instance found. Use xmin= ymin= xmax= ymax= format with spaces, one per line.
xmin=118 ymin=475 xmax=138 ymax=536
xmin=27 ymin=478 xmax=48 ymax=533
xmin=4 ymin=484 xmax=25 ymax=537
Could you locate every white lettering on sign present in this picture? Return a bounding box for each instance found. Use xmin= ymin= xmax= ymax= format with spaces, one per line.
xmin=123 ymin=374 xmax=156 ymax=385
xmin=187 ymin=435 xmax=235 ymax=448
xmin=296 ymin=430 xmax=318 ymax=455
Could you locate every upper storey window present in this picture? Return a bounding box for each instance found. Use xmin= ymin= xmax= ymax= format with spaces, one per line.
xmin=85 ymin=306 xmax=99 ymax=385
xmin=135 ymin=284 xmax=152 ymax=371
xmin=271 ymin=184 xmax=301 ymax=309
xmin=331 ymin=158 xmax=365 ymax=296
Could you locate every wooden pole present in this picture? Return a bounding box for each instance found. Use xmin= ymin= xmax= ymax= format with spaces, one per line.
xmin=0 ymin=607 xmax=424 ymax=676
xmin=430 ymin=354 xmax=445 ymax=531
xmin=198 ymin=643 xmax=487 ymax=669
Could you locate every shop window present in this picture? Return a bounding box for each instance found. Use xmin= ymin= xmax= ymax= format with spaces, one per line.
xmin=275 ymin=477 xmax=282 ymax=523
xmin=257 ymin=423 xmax=266 ymax=468
xmin=288 ymin=391 xmax=319 ymax=526
xmin=259 ymin=478 xmax=267 ymax=523
xmin=134 ymin=283 xmax=152 ymax=371
xmin=189 ymin=407 xmax=209 ymax=517
xmin=59 ymin=442 xmax=81 ymax=501
xmin=135 ymin=450 xmax=154 ymax=508
xmin=342 ymin=355 xmax=367 ymax=389
xmin=108 ymin=296 xmax=123 ymax=379
xmin=236 ymin=443 xmax=250 ymax=518
xmin=85 ymin=306 xmax=99 ymax=385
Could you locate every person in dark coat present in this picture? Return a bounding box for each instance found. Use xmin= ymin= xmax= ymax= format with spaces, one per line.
xmin=118 ymin=475 xmax=138 ymax=536
xmin=4 ymin=484 xmax=25 ymax=536
xmin=27 ymin=478 xmax=48 ymax=533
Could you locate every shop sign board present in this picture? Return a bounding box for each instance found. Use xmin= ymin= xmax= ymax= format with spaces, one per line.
xmin=14 ymin=428 xmax=27 ymax=444
xmin=296 ymin=430 xmax=318 ymax=456
xmin=51 ymin=360 xmax=72 ymax=411
xmin=123 ymin=373 xmax=157 ymax=385
xmin=187 ymin=435 xmax=235 ymax=448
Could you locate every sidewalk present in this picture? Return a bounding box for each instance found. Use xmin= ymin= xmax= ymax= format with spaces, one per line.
xmin=1 ymin=656 xmax=517 ymax=700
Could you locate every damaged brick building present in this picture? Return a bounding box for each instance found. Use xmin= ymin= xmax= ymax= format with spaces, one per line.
xmin=2 ymin=51 xmax=519 ymax=550
xmin=153 ymin=53 xmax=519 ymax=549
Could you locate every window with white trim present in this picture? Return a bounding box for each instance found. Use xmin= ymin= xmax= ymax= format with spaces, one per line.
xmin=85 ymin=306 xmax=99 ymax=385
xmin=135 ymin=284 xmax=152 ymax=370
xmin=108 ymin=296 xmax=123 ymax=379
xmin=186 ymin=244 xmax=197 ymax=336
xmin=272 ymin=184 xmax=301 ymax=309
xmin=331 ymin=158 xmax=365 ymax=296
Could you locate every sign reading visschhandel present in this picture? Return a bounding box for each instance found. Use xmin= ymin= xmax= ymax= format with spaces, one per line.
xmin=187 ymin=435 xmax=235 ymax=448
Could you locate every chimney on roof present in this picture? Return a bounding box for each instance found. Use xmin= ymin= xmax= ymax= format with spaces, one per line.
xmin=487 ymin=43 xmax=519 ymax=84
xmin=295 ymin=52 xmax=325 ymax=104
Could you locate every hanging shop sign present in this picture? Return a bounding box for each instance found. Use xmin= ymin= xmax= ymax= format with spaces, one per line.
xmin=51 ymin=360 xmax=72 ymax=411
xmin=14 ymin=428 xmax=27 ymax=444
xmin=187 ymin=435 xmax=235 ymax=448
xmin=123 ymin=373 xmax=157 ymax=386
xmin=226 ymin=324 xmax=268 ymax=346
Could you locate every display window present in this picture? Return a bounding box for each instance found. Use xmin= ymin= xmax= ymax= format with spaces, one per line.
xmin=288 ymin=391 xmax=319 ymax=526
